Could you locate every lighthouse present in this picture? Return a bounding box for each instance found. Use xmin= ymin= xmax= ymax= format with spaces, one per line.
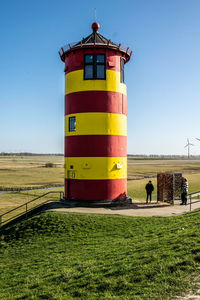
xmin=59 ymin=22 xmax=132 ymax=201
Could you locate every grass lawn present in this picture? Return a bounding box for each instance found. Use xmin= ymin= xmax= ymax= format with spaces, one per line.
xmin=1 ymin=157 xmax=200 ymax=299
xmin=0 ymin=156 xmax=64 ymax=190
xmin=1 ymin=156 xmax=200 ymax=218
xmin=127 ymin=158 xmax=200 ymax=179
xmin=0 ymin=188 xmax=64 ymax=224
xmin=128 ymin=173 xmax=200 ymax=202
xmin=1 ymin=212 xmax=200 ymax=299
xmin=1 ymin=156 xmax=200 ymax=190
xmin=1 ymin=173 xmax=199 ymax=216
xmin=0 ymin=167 xmax=64 ymax=191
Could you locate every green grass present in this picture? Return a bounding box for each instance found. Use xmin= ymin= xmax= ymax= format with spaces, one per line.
xmin=0 ymin=155 xmax=64 ymax=190
xmin=0 ymin=155 xmax=63 ymax=167
xmin=1 ymin=156 xmax=200 ymax=190
xmin=0 ymin=188 xmax=64 ymax=223
xmin=1 ymin=156 xmax=200 ymax=216
xmin=127 ymin=158 xmax=200 ymax=179
xmin=128 ymin=178 xmax=157 ymax=201
xmin=1 ymin=212 xmax=200 ymax=299
xmin=127 ymin=173 xmax=200 ymax=201
xmin=1 ymin=171 xmax=200 ymax=217
xmin=0 ymin=168 xmax=64 ymax=191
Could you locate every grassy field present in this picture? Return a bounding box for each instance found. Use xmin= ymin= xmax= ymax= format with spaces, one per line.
xmin=1 ymin=212 xmax=200 ymax=299
xmin=1 ymin=157 xmax=200 ymax=298
xmin=1 ymin=156 xmax=200 ymax=189
xmin=128 ymin=158 xmax=200 ymax=179
xmin=0 ymin=155 xmax=200 ymax=215
xmin=0 ymin=156 xmax=64 ymax=190
xmin=128 ymin=173 xmax=200 ymax=201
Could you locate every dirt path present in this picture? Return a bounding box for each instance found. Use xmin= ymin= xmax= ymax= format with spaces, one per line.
xmin=176 ymin=282 xmax=200 ymax=299
xmin=50 ymin=199 xmax=200 ymax=217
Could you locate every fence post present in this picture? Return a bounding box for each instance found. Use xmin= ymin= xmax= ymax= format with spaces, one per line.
xmin=190 ymin=195 xmax=192 ymax=212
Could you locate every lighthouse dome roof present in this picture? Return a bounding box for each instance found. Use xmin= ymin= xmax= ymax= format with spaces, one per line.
xmin=59 ymin=22 xmax=132 ymax=63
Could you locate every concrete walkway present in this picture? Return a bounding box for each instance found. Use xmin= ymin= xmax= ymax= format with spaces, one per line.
xmin=50 ymin=199 xmax=200 ymax=217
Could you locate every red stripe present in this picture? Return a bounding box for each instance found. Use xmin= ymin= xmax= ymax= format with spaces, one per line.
xmin=65 ymin=135 xmax=127 ymax=157
xmin=64 ymin=178 xmax=127 ymax=201
xmin=65 ymin=91 xmax=127 ymax=115
xmin=64 ymin=49 xmax=122 ymax=74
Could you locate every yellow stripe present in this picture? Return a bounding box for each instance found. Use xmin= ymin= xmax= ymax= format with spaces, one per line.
xmin=65 ymin=69 xmax=126 ymax=95
xmin=65 ymin=113 xmax=127 ymax=136
xmin=65 ymin=157 xmax=127 ymax=180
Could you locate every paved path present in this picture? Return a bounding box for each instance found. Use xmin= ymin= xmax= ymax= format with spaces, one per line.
xmin=50 ymin=199 xmax=200 ymax=217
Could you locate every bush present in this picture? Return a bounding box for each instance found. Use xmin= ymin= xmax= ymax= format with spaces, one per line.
xmin=45 ymin=162 xmax=55 ymax=168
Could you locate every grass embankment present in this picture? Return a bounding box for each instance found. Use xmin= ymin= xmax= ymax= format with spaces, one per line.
xmin=0 ymin=188 xmax=64 ymax=224
xmin=1 ymin=212 xmax=200 ymax=299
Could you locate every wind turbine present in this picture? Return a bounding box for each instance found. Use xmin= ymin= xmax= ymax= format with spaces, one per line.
xmin=184 ymin=138 xmax=194 ymax=159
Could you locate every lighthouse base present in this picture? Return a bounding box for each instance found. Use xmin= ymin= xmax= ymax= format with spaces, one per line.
xmin=61 ymin=196 xmax=132 ymax=208
xmin=64 ymin=178 xmax=127 ymax=202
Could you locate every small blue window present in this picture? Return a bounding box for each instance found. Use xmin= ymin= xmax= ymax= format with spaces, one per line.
xmin=69 ymin=117 xmax=76 ymax=132
xmin=84 ymin=54 xmax=106 ymax=80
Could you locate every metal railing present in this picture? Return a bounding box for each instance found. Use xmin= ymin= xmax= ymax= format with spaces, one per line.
xmin=188 ymin=191 xmax=200 ymax=212
xmin=0 ymin=191 xmax=64 ymax=227
xmin=59 ymin=41 xmax=132 ymax=58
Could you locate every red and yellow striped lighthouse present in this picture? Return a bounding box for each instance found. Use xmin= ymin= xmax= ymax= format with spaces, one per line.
xmin=59 ymin=22 xmax=132 ymax=201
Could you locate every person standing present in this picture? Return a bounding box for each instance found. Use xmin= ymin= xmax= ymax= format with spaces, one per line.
xmin=145 ymin=180 xmax=154 ymax=203
xmin=181 ymin=178 xmax=188 ymax=205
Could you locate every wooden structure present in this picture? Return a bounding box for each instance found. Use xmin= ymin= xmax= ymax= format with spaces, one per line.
xmin=157 ymin=172 xmax=182 ymax=204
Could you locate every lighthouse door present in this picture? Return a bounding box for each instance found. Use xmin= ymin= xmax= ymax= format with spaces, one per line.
xmin=67 ymin=171 xmax=75 ymax=199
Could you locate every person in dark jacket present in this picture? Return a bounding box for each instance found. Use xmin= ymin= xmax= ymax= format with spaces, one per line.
xmin=145 ymin=180 xmax=154 ymax=203
xmin=180 ymin=177 xmax=188 ymax=205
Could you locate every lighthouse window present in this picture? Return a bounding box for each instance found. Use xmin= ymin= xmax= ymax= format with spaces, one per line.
xmin=84 ymin=54 xmax=106 ymax=80
xmin=120 ymin=58 xmax=125 ymax=83
xmin=69 ymin=116 xmax=76 ymax=132
xmin=84 ymin=65 xmax=93 ymax=79
xmin=96 ymin=65 xmax=105 ymax=79
xmin=85 ymin=55 xmax=93 ymax=63
xmin=96 ymin=55 xmax=105 ymax=63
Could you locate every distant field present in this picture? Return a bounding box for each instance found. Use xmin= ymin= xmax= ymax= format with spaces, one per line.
xmin=0 ymin=156 xmax=200 ymax=214
xmin=127 ymin=158 xmax=200 ymax=179
xmin=127 ymin=173 xmax=200 ymax=201
xmin=1 ymin=156 xmax=200 ymax=188
xmin=0 ymin=155 xmax=64 ymax=190
xmin=0 ymin=156 xmax=65 ymax=217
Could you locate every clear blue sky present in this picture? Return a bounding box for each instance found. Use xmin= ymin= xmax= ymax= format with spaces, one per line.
xmin=0 ymin=0 xmax=200 ymax=155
